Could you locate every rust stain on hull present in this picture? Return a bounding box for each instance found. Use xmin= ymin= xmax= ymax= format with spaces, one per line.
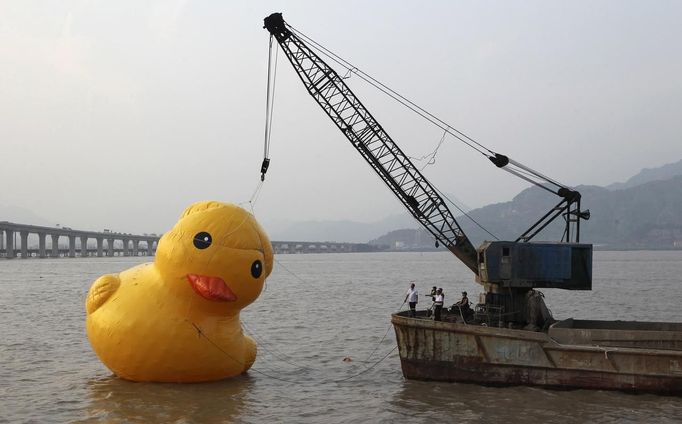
xmin=392 ymin=312 xmax=682 ymax=394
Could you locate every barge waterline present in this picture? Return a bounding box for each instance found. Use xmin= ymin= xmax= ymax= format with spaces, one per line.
xmin=391 ymin=311 xmax=682 ymax=394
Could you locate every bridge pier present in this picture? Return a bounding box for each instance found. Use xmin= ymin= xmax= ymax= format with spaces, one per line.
xmin=96 ymin=237 xmax=104 ymax=257
xmin=107 ymin=238 xmax=114 ymax=257
xmin=38 ymin=233 xmax=46 ymax=258
xmin=80 ymin=236 xmax=88 ymax=257
xmin=4 ymin=230 xmax=15 ymax=258
xmin=20 ymin=231 xmax=29 ymax=258
xmin=146 ymin=240 xmax=154 ymax=256
xmin=122 ymin=239 xmax=130 ymax=256
xmin=68 ymin=235 xmax=76 ymax=258
xmin=132 ymin=240 xmax=139 ymax=256
xmin=51 ymin=234 xmax=59 ymax=257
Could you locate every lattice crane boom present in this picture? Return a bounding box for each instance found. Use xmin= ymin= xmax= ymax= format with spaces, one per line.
xmin=264 ymin=12 xmax=479 ymax=274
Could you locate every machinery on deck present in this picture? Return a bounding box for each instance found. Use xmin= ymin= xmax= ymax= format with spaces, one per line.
xmin=263 ymin=13 xmax=592 ymax=328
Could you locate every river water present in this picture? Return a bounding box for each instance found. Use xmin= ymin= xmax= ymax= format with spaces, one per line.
xmin=2 ymin=251 xmax=682 ymax=423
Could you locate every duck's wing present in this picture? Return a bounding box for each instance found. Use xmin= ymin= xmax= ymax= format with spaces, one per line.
xmin=86 ymin=274 xmax=121 ymax=314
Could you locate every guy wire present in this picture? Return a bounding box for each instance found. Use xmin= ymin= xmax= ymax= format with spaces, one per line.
xmin=188 ymin=319 xmax=399 ymax=385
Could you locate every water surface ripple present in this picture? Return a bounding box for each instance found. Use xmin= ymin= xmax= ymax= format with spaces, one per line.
xmin=2 ymin=251 xmax=682 ymax=423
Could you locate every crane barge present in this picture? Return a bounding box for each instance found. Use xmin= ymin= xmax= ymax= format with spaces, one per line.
xmin=264 ymin=12 xmax=682 ymax=394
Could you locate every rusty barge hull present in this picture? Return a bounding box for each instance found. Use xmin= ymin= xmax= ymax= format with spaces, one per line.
xmin=392 ymin=312 xmax=682 ymax=394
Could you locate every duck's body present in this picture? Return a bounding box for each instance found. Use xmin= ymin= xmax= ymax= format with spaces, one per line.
xmin=85 ymin=201 xmax=272 ymax=382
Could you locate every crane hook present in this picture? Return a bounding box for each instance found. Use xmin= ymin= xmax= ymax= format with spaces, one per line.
xmin=260 ymin=158 xmax=271 ymax=181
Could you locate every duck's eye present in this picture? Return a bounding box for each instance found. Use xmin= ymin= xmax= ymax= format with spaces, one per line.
xmin=193 ymin=232 xmax=212 ymax=249
xmin=251 ymin=260 xmax=263 ymax=278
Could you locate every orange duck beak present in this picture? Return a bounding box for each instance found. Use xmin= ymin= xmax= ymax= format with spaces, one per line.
xmin=187 ymin=274 xmax=237 ymax=302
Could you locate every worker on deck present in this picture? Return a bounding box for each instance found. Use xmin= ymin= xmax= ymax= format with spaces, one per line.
xmin=453 ymin=291 xmax=473 ymax=322
xmin=426 ymin=286 xmax=437 ymax=317
xmin=404 ymin=283 xmax=418 ymax=317
xmin=433 ymin=288 xmax=444 ymax=321
xmin=456 ymin=291 xmax=469 ymax=309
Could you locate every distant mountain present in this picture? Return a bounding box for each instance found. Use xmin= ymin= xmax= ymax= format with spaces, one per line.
xmin=607 ymin=159 xmax=682 ymax=191
xmin=373 ymin=159 xmax=682 ymax=250
xmin=267 ymin=213 xmax=416 ymax=243
xmin=457 ymin=176 xmax=682 ymax=249
xmin=0 ymin=204 xmax=53 ymax=226
xmin=369 ymin=228 xmax=439 ymax=250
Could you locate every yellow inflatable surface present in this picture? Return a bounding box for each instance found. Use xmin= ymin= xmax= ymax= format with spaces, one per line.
xmin=85 ymin=201 xmax=273 ymax=382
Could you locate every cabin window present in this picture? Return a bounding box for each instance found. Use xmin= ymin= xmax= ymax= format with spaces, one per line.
xmin=502 ymin=247 xmax=510 ymax=257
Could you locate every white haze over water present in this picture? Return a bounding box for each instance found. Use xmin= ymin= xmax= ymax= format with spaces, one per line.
xmin=1 ymin=1 xmax=681 ymax=234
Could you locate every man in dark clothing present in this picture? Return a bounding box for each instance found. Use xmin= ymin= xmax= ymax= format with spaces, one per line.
xmin=454 ymin=291 xmax=472 ymax=322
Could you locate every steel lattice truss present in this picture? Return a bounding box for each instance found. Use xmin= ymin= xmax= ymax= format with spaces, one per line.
xmin=265 ymin=14 xmax=478 ymax=273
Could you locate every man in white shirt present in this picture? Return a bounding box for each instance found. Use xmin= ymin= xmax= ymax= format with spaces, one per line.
xmin=434 ymin=288 xmax=444 ymax=321
xmin=404 ymin=283 xmax=418 ymax=317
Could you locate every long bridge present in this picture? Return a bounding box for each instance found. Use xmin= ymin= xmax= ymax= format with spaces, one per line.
xmin=0 ymin=221 xmax=382 ymax=258
xmin=0 ymin=221 xmax=159 ymax=258
xmin=270 ymin=241 xmax=379 ymax=254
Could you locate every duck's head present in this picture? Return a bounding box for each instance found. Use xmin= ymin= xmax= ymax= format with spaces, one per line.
xmin=155 ymin=201 xmax=273 ymax=312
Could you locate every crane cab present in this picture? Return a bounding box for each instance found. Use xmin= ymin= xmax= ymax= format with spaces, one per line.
xmin=477 ymin=241 xmax=592 ymax=290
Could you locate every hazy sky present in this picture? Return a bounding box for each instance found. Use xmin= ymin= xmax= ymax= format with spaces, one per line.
xmin=2 ymin=1 xmax=681 ymax=234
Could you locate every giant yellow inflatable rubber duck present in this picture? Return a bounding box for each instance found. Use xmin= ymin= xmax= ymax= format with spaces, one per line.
xmin=85 ymin=201 xmax=273 ymax=382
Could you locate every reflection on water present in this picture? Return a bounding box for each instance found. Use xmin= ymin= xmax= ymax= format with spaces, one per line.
xmin=390 ymin=379 xmax=682 ymax=423
xmin=3 ymin=252 xmax=682 ymax=422
xmin=79 ymin=375 xmax=253 ymax=423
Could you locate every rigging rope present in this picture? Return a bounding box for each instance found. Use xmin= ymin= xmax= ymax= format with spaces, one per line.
xmin=261 ymin=35 xmax=279 ymax=181
xmin=242 ymin=36 xmax=279 ymax=214
xmin=267 ymin=256 xmax=405 ymax=368
xmin=434 ymin=186 xmax=499 ymax=241
xmin=288 ymin=25 xmax=494 ymax=158
xmin=284 ymin=25 xmax=500 ymax=237
xmin=287 ymin=23 xmax=575 ymax=196
xmin=241 ymin=319 xmax=317 ymax=371
xmin=409 ymin=129 xmax=448 ymax=171
xmin=238 ymin=179 xmax=265 ymax=215
xmin=184 ymin=241 xmax=402 ymax=383
xmin=363 ymin=299 xmax=405 ymax=363
xmin=189 ymin=315 xmax=399 ymax=384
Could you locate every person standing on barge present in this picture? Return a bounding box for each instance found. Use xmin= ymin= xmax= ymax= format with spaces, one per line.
xmin=404 ymin=283 xmax=418 ymax=317
xmin=434 ymin=288 xmax=444 ymax=321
